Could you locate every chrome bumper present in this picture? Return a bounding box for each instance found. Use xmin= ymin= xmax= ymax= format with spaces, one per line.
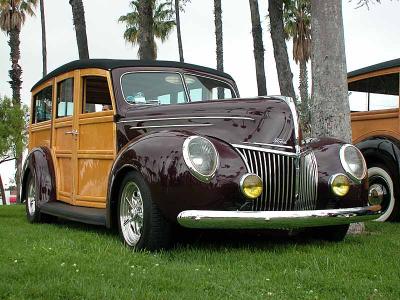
xmin=177 ymin=205 xmax=382 ymax=229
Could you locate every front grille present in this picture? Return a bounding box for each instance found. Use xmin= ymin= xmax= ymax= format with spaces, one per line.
xmin=235 ymin=145 xmax=318 ymax=211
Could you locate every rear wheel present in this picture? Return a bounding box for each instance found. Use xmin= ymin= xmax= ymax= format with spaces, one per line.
xmin=25 ymin=172 xmax=41 ymax=223
xmin=308 ymin=224 xmax=349 ymax=242
xmin=368 ymin=164 xmax=399 ymax=221
xmin=117 ymin=171 xmax=171 ymax=251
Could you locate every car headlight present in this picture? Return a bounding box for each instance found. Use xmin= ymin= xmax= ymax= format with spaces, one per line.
xmin=339 ymin=144 xmax=367 ymax=182
xmin=182 ymin=136 xmax=219 ymax=182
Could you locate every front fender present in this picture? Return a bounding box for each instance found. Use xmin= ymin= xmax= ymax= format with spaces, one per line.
xmin=21 ymin=147 xmax=56 ymax=208
xmin=308 ymin=138 xmax=369 ymax=209
xmin=356 ymin=136 xmax=400 ymax=176
xmin=106 ymin=131 xmax=249 ymax=227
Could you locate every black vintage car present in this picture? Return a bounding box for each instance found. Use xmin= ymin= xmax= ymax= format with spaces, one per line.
xmin=23 ymin=59 xmax=381 ymax=250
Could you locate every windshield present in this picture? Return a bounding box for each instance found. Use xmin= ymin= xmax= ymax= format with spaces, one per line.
xmin=121 ymin=72 xmax=188 ymax=105
xmin=121 ymin=72 xmax=236 ymax=105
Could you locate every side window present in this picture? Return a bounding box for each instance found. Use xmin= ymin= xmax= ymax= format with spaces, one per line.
xmin=184 ymin=75 xmax=234 ymax=102
xmin=349 ymin=72 xmax=399 ymax=111
xmin=82 ymin=76 xmax=112 ymax=113
xmin=57 ymin=78 xmax=74 ymax=118
xmin=33 ymin=86 xmax=53 ymax=123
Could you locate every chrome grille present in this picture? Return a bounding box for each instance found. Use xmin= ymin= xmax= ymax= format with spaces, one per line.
xmin=235 ymin=146 xmax=318 ymax=211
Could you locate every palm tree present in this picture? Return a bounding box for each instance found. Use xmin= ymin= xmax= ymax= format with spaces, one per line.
xmin=69 ymin=0 xmax=89 ymax=59
xmin=0 ymin=0 xmax=37 ymax=203
xmin=174 ymin=0 xmax=183 ymax=62
xmin=283 ymin=0 xmax=311 ymax=125
xmin=39 ymin=0 xmax=46 ymax=76
xmin=249 ymin=0 xmax=267 ymax=96
xmin=119 ymin=0 xmax=175 ymax=60
xmin=268 ymin=0 xmax=295 ymax=100
xmin=214 ymin=0 xmax=223 ymax=72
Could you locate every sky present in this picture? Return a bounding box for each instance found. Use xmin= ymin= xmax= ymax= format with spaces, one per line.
xmin=0 ymin=0 xmax=399 ymax=187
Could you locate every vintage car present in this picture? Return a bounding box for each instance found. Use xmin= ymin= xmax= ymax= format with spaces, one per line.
xmin=349 ymin=58 xmax=400 ymax=222
xmin=23 ymin=59 xmax=381 ymax=250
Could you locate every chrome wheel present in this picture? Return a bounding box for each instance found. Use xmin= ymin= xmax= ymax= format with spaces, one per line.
xmin=27 ymin=177 xmax=36 ymax=216
xmin=119 ymin=181 xmax=144 ymax=246
xmin=368 ymin=166 xmax=394 ymax=222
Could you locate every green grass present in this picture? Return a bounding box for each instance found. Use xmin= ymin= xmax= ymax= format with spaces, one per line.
xmin=1 ymin=205 xmax=399 ymax=300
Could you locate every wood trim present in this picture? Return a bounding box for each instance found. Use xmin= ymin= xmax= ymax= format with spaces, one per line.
xmin=31 ymin=79 xmax=53 ymax=96
xmin=353 ymin=130 xmax=400 ymax=144
xmin=351 ymin=109 xmax=399 ymax=121
xmin=348 ymin=67 xmax=400 ymax=83
xmin=79 ymin=68 xmax=108 ymax=77
xmin=78 ymin=114 xmax=114 ymax=125
xmin=77 ymin=154 xmax=114 ymax=160
xmin=30 ymin=122 xmax=51 ymax=132
xmin=75 ymin=195 xmax=106 ymax=202
xmin=74 ymin=200 xmax=106 ymax=209
xmin=77 ymin=150 xmax=114 ymax=155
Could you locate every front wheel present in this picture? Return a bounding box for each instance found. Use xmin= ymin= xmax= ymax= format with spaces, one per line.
xmin=368 ymin=164 xmax=399 ymax=221
xmin=117 ymin=171 xmax=171 ymax=251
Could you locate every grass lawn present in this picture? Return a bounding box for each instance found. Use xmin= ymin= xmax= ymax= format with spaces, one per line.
xmin=1 ymin=205 xmax=399 ymax=299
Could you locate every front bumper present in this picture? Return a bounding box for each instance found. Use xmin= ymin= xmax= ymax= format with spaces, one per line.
xmin=177 ymin=205 xmax=382 ymax=229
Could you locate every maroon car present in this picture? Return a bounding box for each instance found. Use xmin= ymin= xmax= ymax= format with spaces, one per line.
xmin=23 ymin=59 xmax=381 ymax=250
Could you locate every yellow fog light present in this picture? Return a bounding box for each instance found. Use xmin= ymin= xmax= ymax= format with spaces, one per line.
xmin=330 ymin=174 xmax=350 ymax=197
xmin=240 ymin=174 xmax=263 ymax=199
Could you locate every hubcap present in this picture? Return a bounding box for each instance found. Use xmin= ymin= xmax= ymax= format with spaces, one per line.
xmin=369 ymin=175 xmax=390 ymax=212
xmin=119 ymin=181 xmax=144 ymax=246
xmin=27 ymin=177 xmax=36 ymax=215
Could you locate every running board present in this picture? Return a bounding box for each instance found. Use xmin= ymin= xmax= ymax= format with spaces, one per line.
xmin=41 ymin=201 xmax=106 ymax=226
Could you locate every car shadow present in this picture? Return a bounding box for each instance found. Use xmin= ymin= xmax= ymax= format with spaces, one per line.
xmin=45 ymin=218 xmax=360 ymax=251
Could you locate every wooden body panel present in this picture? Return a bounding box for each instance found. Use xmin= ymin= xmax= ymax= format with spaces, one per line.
xmin=349 ymin=68 xmax=400 ymax=144
xmin=351 ymin=109 xmax=400 ymax=143
xmin=29 ymin=69 xmax=117 ymax=208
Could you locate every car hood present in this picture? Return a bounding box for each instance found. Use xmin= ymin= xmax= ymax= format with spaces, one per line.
xmin=120 ymin=96 xmax=298 ymax=153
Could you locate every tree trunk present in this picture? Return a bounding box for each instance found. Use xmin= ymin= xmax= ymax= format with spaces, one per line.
xmin=249 ymin=0 xmax=267 ymax=96
xmin=0 ymin=174 xmax=6 ymax=205
xmin=69 ymin=0 xmax=90 ymax=59
xmin=299 ymin=59 xmax=309 ymax=125
xmin=310 ymin=0 xmax=351 ymax=143
xmin=214 ymin=0 xmax=224 ymax=99
xmin=175 ymin=0 xmax=184 ymax=62
xmin=8 ymin=28 xmax=23 ymax=203
xmin=40 ymin=0 xmax=47 ymax=76
xmin=9 ymin=28 xmax=22 ymax=105
xmin=268 ymin=0 xmax=296 ymax=99
xmin=138 ymin=0 xmax=156 ymax=60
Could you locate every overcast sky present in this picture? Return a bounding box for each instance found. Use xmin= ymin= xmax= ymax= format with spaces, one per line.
xmin=0 ymin=0 xmax=399 ymax=187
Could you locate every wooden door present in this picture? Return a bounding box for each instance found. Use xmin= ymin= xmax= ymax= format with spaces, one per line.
xmin=52 ymin=71 xmax=79 ymax=204
xmin=74 ymin=69 xmax=117 ymax=208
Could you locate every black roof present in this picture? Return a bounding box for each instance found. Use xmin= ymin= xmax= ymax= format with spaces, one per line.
xmin=348 ymin=58 xmax=400 ymax=78
xmin=31 ymin=59 xmax=234 ymax=91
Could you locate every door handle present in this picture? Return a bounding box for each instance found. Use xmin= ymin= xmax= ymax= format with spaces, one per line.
xmin=65 ymin=130 xmax=79 ymax=136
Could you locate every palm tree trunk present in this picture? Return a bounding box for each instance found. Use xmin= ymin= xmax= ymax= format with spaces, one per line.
xmin=138 ymin=0 xmax=157 ymax=60
xmin=268 ymin=0 xmax=295 ymax=99
xmin=299 ymin=59 xmax=308 ymax=117
xmin=40 ymin=0 xmax=47 ymax=76
xmin=249 ymin=0 xmax=267 ymax=96
xmin=9 ymin=28 xmax=22 ymax=105
xmin=214 ymin=0 xmax=224 ymax=99
xmin=175 ymin=0 xmax=184 ymax=62
xmin=69 ymin=0 xmax=89 ymax=59
xmin=8 ymin=27 xmax=23 ymax=203
xmin=0 ymin=174 xmax=6 ymax=205
xmin=310 ymin=0 xmax=351 ymax=143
